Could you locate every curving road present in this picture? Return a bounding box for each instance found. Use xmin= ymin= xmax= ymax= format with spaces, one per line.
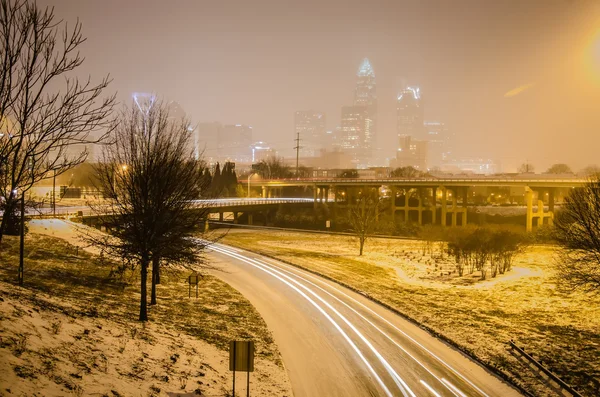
xmin=208 ymin=243 xmax=523 ymax=397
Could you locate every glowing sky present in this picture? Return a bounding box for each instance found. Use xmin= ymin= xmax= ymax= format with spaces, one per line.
xmin=39 ymin=0 xmax=600 ymax=171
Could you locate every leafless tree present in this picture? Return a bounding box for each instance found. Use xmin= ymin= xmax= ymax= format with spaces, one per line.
xmin=390 ymin=166 xmax=425 ymax=178
xmin=546 ymin=163 xmax=572 ymax=174
xmin=518 ymin=163 xmax=535 ymax=173
xmin=254 ymin=157 xmax=291 ymax=179
xmin=0 ymin=0 xmax=115 ymax=244
xmin=345 ymin=189 xmax=381 ymax=256
xmin=86 ymin=100 xmax=214 ymax=321
xmin=554 ymin=177 xmax=600 ymax=294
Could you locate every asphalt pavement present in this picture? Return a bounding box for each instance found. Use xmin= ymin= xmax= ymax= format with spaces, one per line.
xmin=208 ymin=243 xmax=523 ymax=397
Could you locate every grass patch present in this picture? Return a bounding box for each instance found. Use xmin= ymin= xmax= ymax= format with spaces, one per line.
xmin=0 ymin=233 xmax=280 ymax=363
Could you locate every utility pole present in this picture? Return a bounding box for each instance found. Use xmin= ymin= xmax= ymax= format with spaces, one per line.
xmin=294 ymin=132 xmax=301 ymax=178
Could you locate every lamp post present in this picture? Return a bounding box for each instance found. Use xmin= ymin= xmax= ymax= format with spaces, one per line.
xmin=247 ymin=172 xmax=256 ymax=198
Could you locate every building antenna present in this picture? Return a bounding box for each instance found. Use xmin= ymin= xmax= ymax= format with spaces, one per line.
xmin=294 ymin=132 xmax=301 ymax=178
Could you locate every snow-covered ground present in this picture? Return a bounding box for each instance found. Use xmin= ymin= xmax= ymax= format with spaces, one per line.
xmin=0 ymin=223 xmax=292 ymax=397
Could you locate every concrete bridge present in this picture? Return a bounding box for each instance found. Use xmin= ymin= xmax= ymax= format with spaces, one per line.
xmin=248 ymin=176 xmax=587 ymax=231
xmin=75 ymin=198 xmax=319 ymax=228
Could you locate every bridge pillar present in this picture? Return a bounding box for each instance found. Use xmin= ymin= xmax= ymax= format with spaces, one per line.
xmin=313 ymin=184 xmax=318 ymax=208
xmin=233 ymin=211 xmax=238 ymax=224
xmin=219 ymin=211 xmax=224 ymax=222
xmin=247 ymin=213 xmax=253 ymax=225
xmin=525 ymin=187 xmax=554 ymax=231
xmin=430 ymin=187 xmax=437 ymax=225
xmin=262 ymin=186 xmax=267 ymax=198
xmin=440 ymin=186 xmax=447 ymax=227
xmin=204 ymin=220 xmax=209 ymax=232
xmin=451 ymin=189 xmax=458 ymax=227
xmin=417 ymin=188 xmax=424 ymax=225
xmin=390 ymin=186 xmax=397 ymax=221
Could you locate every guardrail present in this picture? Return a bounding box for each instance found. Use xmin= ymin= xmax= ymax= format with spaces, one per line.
xmin=509 ymin=340 xmax=583 ymax=397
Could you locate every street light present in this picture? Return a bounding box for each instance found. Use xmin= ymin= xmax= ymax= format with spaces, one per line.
xmin=247 ymin=172 xmax=257 ymax=198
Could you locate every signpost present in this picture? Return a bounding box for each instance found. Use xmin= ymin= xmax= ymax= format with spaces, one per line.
xmin=188 ymin=273 xmax=200 ymax=299
xmin=229 ymin=340 xmax=255 ymax=397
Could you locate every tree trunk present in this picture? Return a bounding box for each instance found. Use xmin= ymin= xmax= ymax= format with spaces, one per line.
xmin=139 ymin=257 xmax=149 ymax=321
xmin=18 ymin=195 xmax=25 ymax=286
xmin=150 ymin=256 xmax=159 ymax=306
xmin=359 ymin=237 xmax=364 ymax=256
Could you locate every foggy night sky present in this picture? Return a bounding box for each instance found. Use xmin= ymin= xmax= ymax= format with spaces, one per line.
xmin=40 ymin=0 xmax=600 ymax=171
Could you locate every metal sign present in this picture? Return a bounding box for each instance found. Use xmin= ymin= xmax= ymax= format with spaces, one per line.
xmin=229 ymin=340 xmax=255 ymax=397
xmin=188 ymin=273 xmax=200 ymax=284
xmin=229 ymin=341 xmax=254 ymax=372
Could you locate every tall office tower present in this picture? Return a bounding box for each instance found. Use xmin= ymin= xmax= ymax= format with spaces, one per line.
xmin=340 ymin=105 xmax=366 ymax=165
xmin=396 ymin=86 xmax=426 ymax=169
xmin=396 ymin=86 xmax=424 ymax=141
xmin=294 ymin=110 xmax=326 ymax=157
xmin=219 ymin=124 xmax=253 ymax=163
xmin=196 ymin=122 xmax=223 ymax=162
xmin=424 ymin=121 xmax=451 ymax=168
xmin=353 ymin=58 xmax=377 ymax=157
xmin=396 ymin=135 xmax=429 ymax=170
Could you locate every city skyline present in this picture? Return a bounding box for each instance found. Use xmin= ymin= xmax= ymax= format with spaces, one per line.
xmin=38 ymin=0 xmax=600 ymax=172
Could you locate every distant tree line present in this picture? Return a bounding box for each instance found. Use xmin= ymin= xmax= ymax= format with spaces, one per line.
xmin=202 ymin=161 xmax=238 ymax=197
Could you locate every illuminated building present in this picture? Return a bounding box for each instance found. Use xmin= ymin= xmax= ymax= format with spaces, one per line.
xmin=251 ymin=142 xmax=276 ymax=162
xmin=353 ymin=58 xmax=377 ymax=156
xmin=395 ymin=86 xmax=427 ymax=169
xmin=395 ymin=135 xmax=428 ymax=170
xmin=397 ymin=86 xmax=424 ymax=140
xmin=424 ymin=121 xmax=452 ymax=168
xmin=294 ymin=111 xmax=326 ymax=157
xmin=340 ymin=105 xmax=366 ymax=165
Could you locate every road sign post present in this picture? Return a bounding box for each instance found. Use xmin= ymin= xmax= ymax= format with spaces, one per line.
xmin=229 ymin=340 xmax=255 ymax=397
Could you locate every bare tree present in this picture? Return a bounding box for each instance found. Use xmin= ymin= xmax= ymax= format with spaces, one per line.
xmin=345 ymin=189 xmax=381 ymax=256
xmin=518 ymin=163 xmax=535 ymax=173
xmin=546 ymin=163 xmax=572 ymax=174
xmin=87 ymin=100 xmax=213 ymax=321
xmin=390 ymin=166 xmax=425 ymax=178
xmin=0 ymin=0 xmax=115 ymax=244
xmin=554 ymin=177 xmax=600 ymax=294
xmin=254 ymin=157 xmax=291 ymax=179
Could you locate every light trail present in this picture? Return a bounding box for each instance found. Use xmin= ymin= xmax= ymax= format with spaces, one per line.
xmin=442 ymin=378 xmax=468 ymax=397
xmin=420 ymin=379 xmax=443 ymax=397
xmin=209 ymin=245 xmax=395 ymax=397
xmin=255 ymin=252 xmax=490 ymax=397
xmin=212 ymin=245 xmax=415 ymax=396
xmin=256 ymin=256 xmax=466 ymax=397
xmin=212 ymin=242 xmax=489 ymax=397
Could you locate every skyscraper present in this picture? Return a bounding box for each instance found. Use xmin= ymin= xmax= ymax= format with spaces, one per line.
xmin=340 ymin=105 xmax=365 ymax=165
xmin=424 ymin=121 xmax=452 ymax=168
xmin=353 ymin=58 xmax=377 ymax=157
xmin=219 ymin=124 xmax=253 ymax=162
xmin=294 ymin=110 xmax=326 ymax=157
xmin=396 ymin=86 xmax=424 ymax=140
xmin=396 ymin=87 xmax=426 ymax=169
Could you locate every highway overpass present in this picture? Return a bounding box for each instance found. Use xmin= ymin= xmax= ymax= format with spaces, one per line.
xmin=247 ymin=176 xmax=587 ymax=231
